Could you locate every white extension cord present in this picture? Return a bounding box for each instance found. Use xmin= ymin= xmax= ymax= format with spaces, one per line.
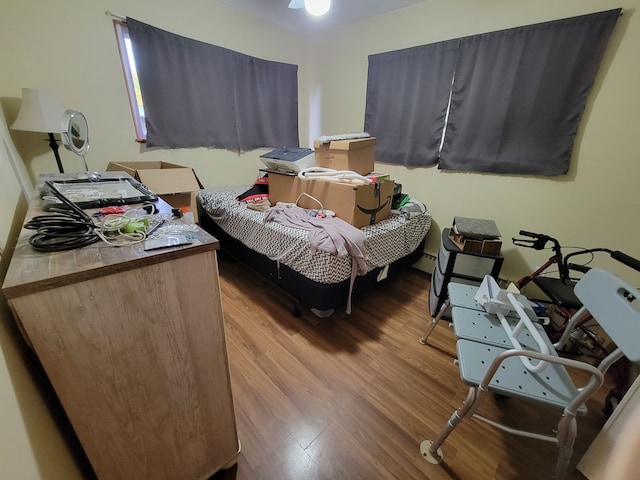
xmin=297 ymin=167 xmax=373 ymax=185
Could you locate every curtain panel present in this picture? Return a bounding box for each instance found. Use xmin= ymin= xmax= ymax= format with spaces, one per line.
xmin=365 ymin=9 xmax=620 ymax=175
xmin=439 ymin=9 xmax=621 ymax=175
xmin=364 ymin=40 xmax=458 ymax=167
xmin=233 ymin=54 xmax=300 ymax=151
xmin=127 ymin=18 xmax=299 ymax=151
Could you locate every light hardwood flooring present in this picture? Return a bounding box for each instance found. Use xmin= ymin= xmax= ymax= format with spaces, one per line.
xmin=212 ymin=254 xmax=613 ymax=480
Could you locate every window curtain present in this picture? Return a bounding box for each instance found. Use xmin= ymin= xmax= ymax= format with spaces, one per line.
xmin=364 ymin=40 xmax=458 ymax=166
xmin=234 ymin=54 xmax=299 ymax=151
xmin=439 ymin=9 xmax=620 ymax=175
xmin=127 ymin=18 xmax=299 ymax=151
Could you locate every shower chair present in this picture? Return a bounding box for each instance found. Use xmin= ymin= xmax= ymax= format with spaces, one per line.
xmin=419 ymin=268 xmax=640 ymax=479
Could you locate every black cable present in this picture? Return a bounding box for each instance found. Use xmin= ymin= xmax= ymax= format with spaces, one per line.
xmin=24 ymin=182 xmax=100 ymax=252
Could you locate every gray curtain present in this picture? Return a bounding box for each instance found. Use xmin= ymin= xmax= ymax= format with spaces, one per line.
xmin=127 ymin=18 xmax=299 ymax=150
xmin=234 ymin=54 xmax=300 ymax=151
xmin=439 ymin=9 xmax=620 ymax=175
xmin=364 ymin=40 xmax=458 ymax=166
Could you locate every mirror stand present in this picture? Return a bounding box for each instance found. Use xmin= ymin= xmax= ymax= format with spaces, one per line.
xmin=61 ymin=109 xmax=101 ymax=181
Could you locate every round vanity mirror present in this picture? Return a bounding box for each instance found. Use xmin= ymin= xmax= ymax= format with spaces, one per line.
xmin=61 ymin=109 xmax=89 ymax=157
xmin=61 ymin=109 xmax=100 ymax=180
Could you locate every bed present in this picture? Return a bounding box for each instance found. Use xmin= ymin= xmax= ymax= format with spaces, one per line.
xmin=197 ymin=186 xmax=431 ymax=316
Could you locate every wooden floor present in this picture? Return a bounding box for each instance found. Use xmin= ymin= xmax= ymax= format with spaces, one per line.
xmin=212 ymin=253 xmax=613 ymax=480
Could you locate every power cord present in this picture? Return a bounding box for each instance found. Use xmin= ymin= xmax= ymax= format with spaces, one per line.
xmin=25 ymin=182 xmax=100 ymax=252
xmin=25 ymin=181 xmax=167 ymax=251
xmin=93 ymin=211 xmax=151 ymax=247
xmin=297 ymin=167 xmax=373 ymax=185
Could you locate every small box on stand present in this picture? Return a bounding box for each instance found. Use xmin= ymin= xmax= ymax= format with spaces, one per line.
xmin=449 ymin=217 xmax=502 ymax=255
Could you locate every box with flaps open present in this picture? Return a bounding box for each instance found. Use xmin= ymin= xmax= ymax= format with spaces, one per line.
xmin=267 ymin=171 xmax=393 ymax=228
xmin=313 ymin=137 xmax=376 ymax=175
xmin=106 ymin=161 xmax=203 ymax=220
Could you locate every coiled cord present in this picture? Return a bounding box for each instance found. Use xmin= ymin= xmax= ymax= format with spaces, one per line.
xmin=24 ymin=181 xmax=168 ymax=251
xmin=297 ymin=167 xmax=373 ymax=185
xmin=24 ymin=181 xmax=100 ymax=252
xmin=93 ymin=212 xmax=148 ymax=247
xmin=25 ymin=207 xmax=100 ymax=252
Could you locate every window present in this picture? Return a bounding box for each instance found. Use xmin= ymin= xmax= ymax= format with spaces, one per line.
xmin=113 ymin=21 xmax=146 ymax=141
xmin=364 ymin=40 xmax=458 ymax=167
xmin=113 ymin=18 xmax=299 ymax=151
xmin=364 ymin=9 xmax=620 ymax=176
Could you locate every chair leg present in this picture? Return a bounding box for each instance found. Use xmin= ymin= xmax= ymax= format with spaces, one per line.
xmin=552 ymin=412 xmax=578 ymax=480
xmin=421 ymin=386 xmax=480 ymax=464
xmin=420 ymin=298 xmax=450 ymax=345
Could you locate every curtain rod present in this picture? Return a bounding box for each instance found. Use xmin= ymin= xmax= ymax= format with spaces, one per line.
xmin=105 ymin=11 xmax=126 ymax=22
xmin=104 ymin=8 xmax=623 ymax=23
xmin=103 ymin=7 xmax=623 ymax=25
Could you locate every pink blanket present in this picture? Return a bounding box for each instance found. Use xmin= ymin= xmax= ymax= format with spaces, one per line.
xmin=264 ymin=204 xmax=367 ymax=275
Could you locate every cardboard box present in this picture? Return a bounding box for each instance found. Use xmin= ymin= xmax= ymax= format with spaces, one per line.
xmin=449 ymin=231 xmax=503 ymax=255
xmin=268 ymin=172 xmax=393 ymax=228
xmin=449 ymin=216 xmax=502 ymax=255
xmin=313 ymin=137 xmax=376 ymax=175
xmin=106 ymin=161 xmax=203 ymax=220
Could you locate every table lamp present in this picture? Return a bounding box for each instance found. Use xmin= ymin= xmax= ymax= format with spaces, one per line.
xmin=11 ymin=88 xmax=66 ymax=173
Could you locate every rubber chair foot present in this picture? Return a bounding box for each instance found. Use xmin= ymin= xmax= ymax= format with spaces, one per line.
xmin=420 ymin=440 xmax=443 ymax=464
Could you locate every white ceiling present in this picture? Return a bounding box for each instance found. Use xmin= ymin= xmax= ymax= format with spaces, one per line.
xmin=216 ymin=0 xmax=427 ymax=35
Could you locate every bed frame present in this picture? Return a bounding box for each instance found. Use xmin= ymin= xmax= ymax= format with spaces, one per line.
xmin=198 ymin=207 xmax=426 ymax=317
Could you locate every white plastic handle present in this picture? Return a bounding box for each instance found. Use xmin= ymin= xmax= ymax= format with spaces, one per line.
xmin=496 ymin=292 xmax=550 ymax=373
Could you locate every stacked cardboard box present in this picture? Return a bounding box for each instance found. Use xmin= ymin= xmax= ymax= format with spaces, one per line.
xmin=262 ymin=136 xmax=395 ymax=228
xmin=268 ymin=172 xmax=394 ymax=228
xmin=313 ymin=137 xmax=376 ymax=175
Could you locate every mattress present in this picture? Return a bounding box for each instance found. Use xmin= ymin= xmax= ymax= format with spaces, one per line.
xmin=197 ymin=186 xmax=431 ymax=284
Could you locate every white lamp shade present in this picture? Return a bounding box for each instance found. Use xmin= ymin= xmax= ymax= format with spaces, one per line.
xmin=11 ymin=88 xmax=65 ymax=133
xmin=304 ymin=0 xmax=331 ymax=16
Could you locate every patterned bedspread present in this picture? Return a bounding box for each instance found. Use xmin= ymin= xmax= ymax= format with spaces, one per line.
xmin=197 ymin=186 xmax=431 ymax=284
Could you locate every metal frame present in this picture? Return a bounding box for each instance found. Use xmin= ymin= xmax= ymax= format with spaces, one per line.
xmin=419 ymin=269 xmax=640 ymax=479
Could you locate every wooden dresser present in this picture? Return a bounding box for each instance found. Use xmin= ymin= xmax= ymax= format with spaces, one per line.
xmin=2 ymin=176 xmax=239 ymax=479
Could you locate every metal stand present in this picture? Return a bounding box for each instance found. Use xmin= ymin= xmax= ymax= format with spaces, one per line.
xmin=48 ymin=132 xmax=64 ymax=173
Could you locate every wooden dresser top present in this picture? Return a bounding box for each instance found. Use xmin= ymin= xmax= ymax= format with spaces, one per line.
xmin=2 ymin=173 xmax=218 ymax=299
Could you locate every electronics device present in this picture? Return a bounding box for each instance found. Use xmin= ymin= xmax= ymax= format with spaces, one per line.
xmin=143 ymin=235 xmax=192 ymax=251
xmin=259 ymin=147 xmax=316 ymax=174
xmin=42 ymin=177 xmax=158 ymax=210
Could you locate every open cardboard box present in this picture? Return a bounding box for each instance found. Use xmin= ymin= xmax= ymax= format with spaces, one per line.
xmin=313 ymin=137 xmax=376 ymax=175
xmin=268 ymin=171 xmax=393 ymax=228
xmin=106 ymin=161 xmax=203 ymax=221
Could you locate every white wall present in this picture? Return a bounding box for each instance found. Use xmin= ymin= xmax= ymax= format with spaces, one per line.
xmin=1 ymin=0 xmax=639 ymax=476
xmin=0 ymin=107 xmax=82 ymax=477
xmin=1 ymin=0 xmax=309 ymax=187
xmin=309 ymin=0 xmax=640 ymax=285
xmin=0 ymin=1 xmax=307 ymax=477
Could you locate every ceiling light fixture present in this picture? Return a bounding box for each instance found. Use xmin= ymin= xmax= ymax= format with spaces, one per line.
xmin=288 ymin=0 xmax=331 ymax=17
xmin=304 ymin=0 xmax=331 ymax=16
